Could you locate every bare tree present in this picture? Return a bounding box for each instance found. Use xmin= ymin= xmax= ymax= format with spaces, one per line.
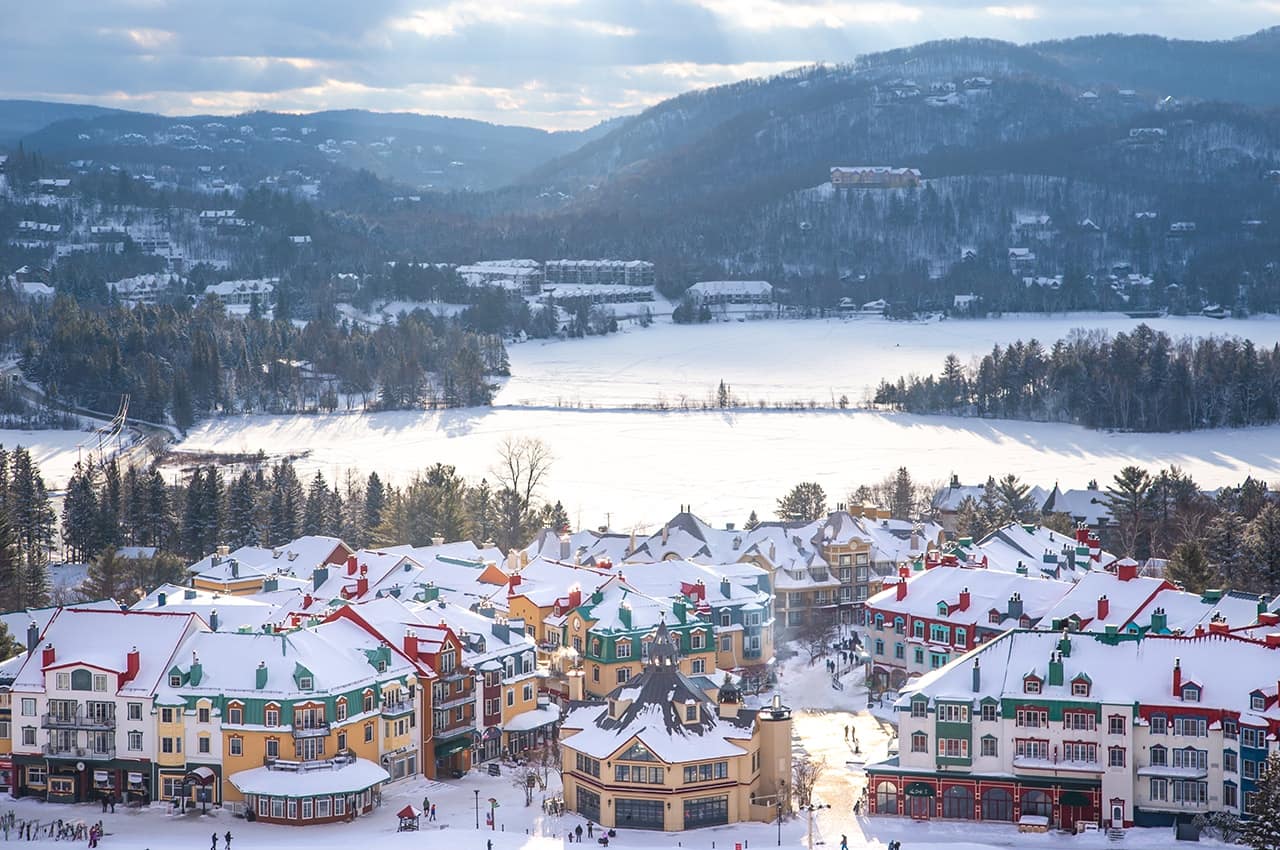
xmin=492 ymin=437 xmax=555 ymax=550
xmin=794 ymin=617 xmax=834 ymax=665
xmin=790 ymin=754 xmax=825 ymax=808
xmin=510 ymin=742 xmax=560 ymax=805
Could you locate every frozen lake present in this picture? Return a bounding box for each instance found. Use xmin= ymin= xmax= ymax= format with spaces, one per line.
xmin=20 ymin=313 xmax=1280 ymax=526
xmin=499 ymin=313 xmax=1280 ymax=407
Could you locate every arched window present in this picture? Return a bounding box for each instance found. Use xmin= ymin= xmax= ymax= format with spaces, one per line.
xmin=1020 ymin=789 xmax=1052 ymax=819
xmin=875 ymin=781 xmax=898 ymax=815
xmin=71 ymin=669 xmax=92 ymax=691
xmin=981 ymin=787 xmax=1012 ymax=821
xmin=942 ymin=786 xmax=974 ymax=819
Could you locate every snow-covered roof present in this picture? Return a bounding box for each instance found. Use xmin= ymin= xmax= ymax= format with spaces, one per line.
xmin=204 ymin=278 xmax=277 ymax=297
xmin=130 ymin=583 xmax=283 ymax=631
xmin=1037 ymin=569 xmax=1173 ymax=632
xmin=229 ymin=757 xmax=389 ymax=797
xmin=865 ymin=565 xmax=1072 ymax=627
xmin=11 ymin=608 xmax=203 ymax=696
xmin=523 ymin=527 xmax=632 ymax=567
xmin=1042 ymin=486 xmax=1113 ymax=526
xmin=0 ymin=600 xmax=121 ymax=646
xmin=688 ymin=280 xmax=772 ymax=296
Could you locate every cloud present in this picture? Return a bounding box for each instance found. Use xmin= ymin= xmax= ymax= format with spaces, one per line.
xmin=984 ymin=5 xmax=1039 ymax=19
xmin=691 ymin=0 xmax=923 ymax=29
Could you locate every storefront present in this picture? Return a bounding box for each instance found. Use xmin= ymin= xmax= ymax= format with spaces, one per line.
xmin=229 ymin=758 xmax=389 ymax=826
xmin=14 ymin=756 xmax=150 ymax=805
xmin=434 ymin=734 xmax=471 ymax=777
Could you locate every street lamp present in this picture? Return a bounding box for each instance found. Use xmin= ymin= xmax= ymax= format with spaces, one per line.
xmin=474 ymin=789 xmax=480 ymax=829
xmin=776 ymin=781 xmax=787 ymax=847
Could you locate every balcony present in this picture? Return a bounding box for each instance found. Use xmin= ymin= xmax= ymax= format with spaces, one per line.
xmin=264 ymin=751 xmax=355 ymax=772
xmin=42 ymin=710 xmax=116 ymax=730
xmin=433 ymin=692 xmax=473 ymax=711
xmin=42 ymin=744 xmax=115 ymax=761
xmin=291 ymin=720 xmax=331 ymax=739
xmin=380 ymin=700 xmax=414 ymax=718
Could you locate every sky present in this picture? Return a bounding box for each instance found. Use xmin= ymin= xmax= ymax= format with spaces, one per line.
xmin=2 ymin=1 xmax=1277 ymax=130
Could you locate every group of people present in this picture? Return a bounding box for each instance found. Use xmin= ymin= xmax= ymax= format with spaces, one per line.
xmin=0 ymin=812 xmax=98 ymax=843
xmin=210 ymin=831 xmax=232 ymax=850
xmin=567 ymin=821 xmax=594 ymax=842
xmin=418 ymin=798 xmax=437 ymax=822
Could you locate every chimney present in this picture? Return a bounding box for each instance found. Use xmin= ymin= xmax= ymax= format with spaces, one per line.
xmin=346 ymin=554 xmax=358 ymax=576
xmin=661 ymin=524 xmax=669 ymax=545
xmin=217 ymin=544 xmax=230 ymax=557
xmin=958 ymin=587 xmax=970 ymax=611
xmin=1150 ymin=607 xmax=1168 ymax=633
xmin=189 ymin=653 xmax=203 ymax=686
xmin=972 ymin=657 xmax=981 ymax=693
xmin=567 ymin=667 xmax=585 ymax=702
xmin=1096 ymin=595 xmax=1109 ymax=622
xmin=184 ymin=588 xmax=197 ymax=600
xmin=895 ymin=579 xmax=908 ymax=601
xmin=229 ymin=560 xmax=239 ymax=579
xmin=1048 ymin=651 xmax=1063 ymax=687
xmin=303 ymin=593 xmax=313 ymax=609
xmin=1209 ymin=618 xmax=1229 ymax=635
xmin=403 ymin=629 xmax=419 ymax=658
xmin=431 ymin=535 xmax=444 ymax=546
xmin=356 ymin=576 xmax=369 ymax=597
xmin=1058 ymin=629 xmax=1071 ymax=658
xmin=508 ymin=574 xmax=522 ymax=595
xmin=209 ymin=609 xmax=219 ymax=632
xmin=1266 ymin=634 xmax=1280 ymax=647
xmin=26 ymin=621 xmax=39 ymax=656
xmin=1008 ymin=593 xmax=1023 ymax=621
xmin=312 ymin=566 xmax=328 ymax=591
xmin=721 ymin=577 xmax=733 ymax=599
xmin=41 ymin=642 xmax=57 ymax=667
xmin=506 ymin=548 xmax=520 ymax=572
xmin=256 ymin=661 xmax=268 ymax=690
xmin=157 ymin=592 xmax=167 ymax=607
xmin=1117 ymin=560 xmax=1138 ymax=581
xmin=124 ymin=646 xmax=140 ymax=682
xmin=1172 ymin=657 xmax=1182 ymax=696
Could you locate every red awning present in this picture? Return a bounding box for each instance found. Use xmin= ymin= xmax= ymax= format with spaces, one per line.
xmin=397 ymin=805 xmax=422 ymax=819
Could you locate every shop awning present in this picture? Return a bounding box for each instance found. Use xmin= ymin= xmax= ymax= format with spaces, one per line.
xmin=904 ymin=782 xmax=935 ymax=797
xmin=1060 ymin=791 xmax=1091 ymax=806
xmin=186 ymin=767 xmax=217 ymax=785
xmin=435 ymin=737 xmax=471 ymax=758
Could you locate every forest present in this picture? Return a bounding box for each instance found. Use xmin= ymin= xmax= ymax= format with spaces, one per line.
xmin=873 ymin=324 xmax=1280 ymax=432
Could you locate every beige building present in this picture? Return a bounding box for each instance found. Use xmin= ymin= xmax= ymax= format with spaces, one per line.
xmin=559 ymin=622 xmax=791 ymax=831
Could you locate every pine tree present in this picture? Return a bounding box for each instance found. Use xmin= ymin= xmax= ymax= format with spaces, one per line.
xmin=201 ymin=466 xmax=224 ymax=552
xmin=977 ymin=476 xmax=1004 ymax=536
xmin=268 ymin=460 xmax=303 ymax=543
xmin=1105 ymin=466 xmax=1154 ymax=558
xmin=364 ymin=472 xmax=386 ymax=534
xmin=0 ymin=619 xmax=20 ymax=662
xmin=996 ymin=474 xmax=1036 ymax=523
xmin=954 ymin=495 xmax=985 ymax=540
xmin=888 ymin=467 xmax=915 ymax=520
xmin=776 ymin=482 xmax=827 ymax=522
xmin=82 ymin=547 xmax=133 ymax=603
xmin=303 ymin=471 xmax=330 ymax=536
xmin=1245 ymin=504 xmax=1280 ymax=595
xmin=744 ymin=510 xmax=760 ymax=531
xmin=225 ymin=470 xmax=261 ymax=548
xmin=142 ymin=469 xmax=171 ymax=548
xmin=1166 ymin=541 xmax=1218 ymax=594
xmin=716 ymin=380 xmax=730 ymax=408
xmin=61 ymin=462 xmax=101 ymax=563
xmin=0 ymin=508 xmax=20 ymax=617
xmin=9 ymin=447 xmax=54 ymax=608
xmin=465 ymin=478 xmax=495 ymax=546
xmin=540 ymin=501 xmax=570 ymax=534
xmin=1245 ymin=753 xmax=1280 ymax=850
xmin=97 ymin=458 xmax=122 ymax=551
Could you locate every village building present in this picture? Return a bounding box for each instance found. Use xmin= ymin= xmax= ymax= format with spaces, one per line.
xmin=686 ymin=280 xmax=773 ymax=306
xmin=559 ymin=622 xmax=792 ymax=831
xmin=543 ymin=259 xmax=656 ymax=288
xmin=830 ymin=167 xmax=921 ymax=189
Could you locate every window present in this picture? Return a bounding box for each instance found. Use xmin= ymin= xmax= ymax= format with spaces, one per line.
xmin=1023 ymin=678 xmax=1041 ymax=695
xmin=1150 ymin=746 xmax=1167 ymax=766
xmin=1015 ymin=739 xmax=1049 ymax=760
xmin=1223 ymin=718 xmax=1238 ymax=739
xmin=981 ymin=788 xmax=1012 ymax=822
xmin=127 ymin=731 xmax=143 ymax=751
xmin=894 ymin=643 xmax=904 ymax=659
xmin=161 ymin=737 xmax=175 ymax=754
xmin=691 ymin=632 xmax=705 ymax=650
xmin=1015 ymin=708 xmax=1048 ymax=728
xmin=334 ymin=796 xmax=346 ymax=817
xmin=316 ymin=797 xmax=331 ymax=818
xmin=440 ymin=648 xmax=456 ymax=673
xmin=575 ymin=753 xmax=600 ymax=777
xmin=681 ymin=762 xmax=729 ymax=783
xmin=616 ymin=668 xmax=631 ymax=684
xmin=0 ymin=720 xmax=7 ymax=740
xmin=1224 ymin=783 xmax=1238 ymax=809
xmin=198 ymin=707 xmax=210 ymax=723
xmin=691 ymin=658 xmax=705 ymax=673
xmin=1173 ymin=717 xmax=1207 ymax=737
xmin=523 ymin=684 xmax=534 ymax=701
xmin=1224 ymin=751 xmax=1238 ymax=773
xmin=1244 ymin=759 xmax=1258 ymax=781
xmin=198 ymin=736 xmax=210 ymax=754
xmin=616 ymin=639 xmax=632 ymax=659
xmin=988 ymin=611 xmax=1001 ymax=624
xmin=930 ymin=624 xmax=950 ymax=643
xmin=1149 ymin=778 xmax=1168 ymax=802
xmin=685 ymin=704 xmax=697 ymax=721
xmin=336 ymin=700 xmax=348 ymax=721
xmin=288 ymin=800 xmax=297 ymax=820
xmin=265 ymin=708 xmax=279 ymax=726
xmin=55 ymin=672 xmax=70 ymax=690
xmin=337 ymin=732 xmax=347 ymax=751
xmin=506 ymin=690 xmax=515 ymax=707
xmin=874 ymin=640 xmax=884 ymax=656
xmin=21 ymin=727 xmax=36 ymax=746
xmin=1108 ymin=747 xmax=1126 ymax=767
xmin=1150 ymin=715 xmax=1167 ymax=735
xmin=93 ymin=674 xmax=108 ymax=692
xmin=229 ymin=736 xmax=243 ymax=756
xmin=128 ymin=702 xmax=142 ymax=721
xmin=1181 ymin=685 xmax=1200 ymax=703
xmin=719 ymin=635 xmax=731 ymax=652
xmin=981 ymin=703 xmax=997 ymax=722
xmin=913 ymin=620 xmax=925 ymax=639
xmin=1062 ymin=742 xmax=1096 ymax=763
xmin=169 ymin=675 xmax=182 ymax=687
xmin=910 ymin=732 xmax=928 ymax=753
xmin=955 ymin=631 xmax=967 ymax=648
xmin=980 ymin=736 xmax=998 ymax=757
xmin=271 ymin=798 xmax=285 ymax=819
xmin=937 ymin=738 xmax=968 ymax=759
xmin=894 ymin=617 xmax=905 ymax=634
xmin=302 ymin=798 xmax=313 ymax=820
xmin=591 ymin=666 xmax=599 ymax=682
xmin=1071 ymin=680 xmax=1089 ymax=697
xmin=1173 ymin=748 xmax=1208 ymax=771
xmin=942 ymin=785 xmax=974 ymax=819
xmin=937 ymin=704 xmax=968 ymax=723
xmin=227 ymin=706 xmax=243 ymax=725
xmin=20 ymin=698 xmax=35 ymax=716
xmin=1063 ymin=711 xmax=1096 ymax=731
xmin=913 ymin=648 xmax=924 ymax=664
xmin=1108 ymin=715 xmax=1125 ymax=735
xmin=161 ymin=707 xmax=174 ymax=723
xmin=876 ymin=782 xmax=899 ymax=816
xmin=1020 ymin=790 xmax=1052 ymax=819
xmin=910 ymin=700 xmax=927 ymax=719
xmin=1252 ymin=694 xmax=1266 ymax=711
xmin=1172 ymin=781 xmax=1207 ymax=805
xmin=364 ymin=722 xmax=374 ymax=743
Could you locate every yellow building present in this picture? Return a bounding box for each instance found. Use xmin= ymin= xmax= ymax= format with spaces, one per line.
xmin=559 ymin=623 xmax=792 ymax=831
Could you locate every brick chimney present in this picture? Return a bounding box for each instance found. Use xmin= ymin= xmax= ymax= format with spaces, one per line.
xmin=41 ymin=643 xmax=55 ymax=667
xmin=403 ymin=628 xmax=419 ymax=659
xmin=508 ymin=574 xmax=522 ymax=596
xmin=959 ymin=587 xmax=971 ymax=611
xmin=895 ymin=579 xmax=908 ymax=601
xmin=1116 ymin=560 xmax=1138 ymax=581
xmin=303 ymin=593 xmax=313 ymax=609
xmin=346 ymin=554 xmax=358 ymax=576
xmin=123 ymin=646 xmax=140 ymax=683
xmin=356 ymin=576 xmax=369 ymax=597
xmin=1172 ymin=657 xmax=1182 ymax=696
xmin=1096 ymin=595 xmax=1109 ymax=622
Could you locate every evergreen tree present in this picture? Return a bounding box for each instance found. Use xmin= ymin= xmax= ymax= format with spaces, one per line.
xmin=1244 ymin=504 xmax=1280 ymax=595
xmin=776 ymin=482 xmax=827 ymax=522
xmin=954 ymin=495 xmax=986 ymax=541
xmin=540 ymin=501 xmax=570 ymax=534
xmin=303 ymin=471 xmax=331 ymax=536
xmin=1166 ymin=541 xmax=1218 ymax=594
xmin=224 ymin=470 xmax=261 ymax=548
xmin=141 ymin=468 xmax=170 ymax=548
xmin=9 ymin=447 xmax=54 ymax=608
xmin=61 ymin=462 xmax=102 ymax=563
xmin=268 ymin=460 xmax=303 ymax=543
xmin=180 ymin=468 xmax=206 ymax=558
xmin=977 ymin=476 xmax=1004 ymax=536
xmin=996 ymin=474 xmax=1036 ymax=523
xmin=716 ymin=380 xmax=730 ymax=408
xmin=98 ymin=458 xmax=122 ymax=551
xmin=0 ymin=619 xmax=20 ymax=661
xmin=1245 ymin=753 xmax=1280 ymax=850
xmin=744 ymin=510 xmax=760 ymax=531
xmin=465 ymin=478 xmax=495 ymax=546
xmin=82 ymin=547 xmax=133 ymax=602
xmin=0 ymin=508 xmax=20 ymax=618
xmin=888 ymin=467 xmax=916 ymax=520
xmin=1105 ymin=466 xmax=1153 ymax=558
xmin=364 ymin=472 xmax=386 ymax=535
xmin=201 ymin=466 xmax=224 ymax=551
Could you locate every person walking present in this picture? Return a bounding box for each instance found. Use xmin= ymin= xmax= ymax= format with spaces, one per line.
xmin=430 ymin=804 xmax=437 ymax=821
xmin=101 ymin=795 xmax=108 ymax=813
xmin=109 ymin=796 xmax=115 ymax=814
xmin=488 ymin=841 xmax=493 ymax=850
xmin=211 ymin=831 xmax=219 ymax=850
xmin=840 ymin=835 xmax=847 ymax=850
xmin=224 ymin=831 xmax=232 ymax=849
xmin=423 ymin=795 xmax=430 ymax=813
xmin=575 ymin=825 xmax=583 ymax=843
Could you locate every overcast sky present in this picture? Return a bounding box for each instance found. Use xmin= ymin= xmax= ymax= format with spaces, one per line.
xmin=2 ymin=1 xmax=1276 ymax=130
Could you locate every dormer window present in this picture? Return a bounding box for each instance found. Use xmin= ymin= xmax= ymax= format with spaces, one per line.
xmin=169 ymin=675 xmax=182 ymax=688
xmin=617 ymin=639 xmax=632 ymax=659
xmin=1182 ymin=685 xmax=1200 ymax=703
xmin=299 ymin=676 xmax=313 ymax=691
xmin=1252 ymin=694 xmax=1265 ymax=712
xmin=988 ymin=611 xmax=1001 ymax=624
xmin=1024 ymin=677 xmax=1042 ymax=695
xmin=685 ymin=704 xmax=697 ymax=721
xmin=1071 ymin=678 xmax=1090 ymax=698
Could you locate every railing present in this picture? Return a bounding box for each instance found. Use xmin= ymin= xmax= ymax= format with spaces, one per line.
xmin=291 ymin=720 xmax=331 ymax=738
xmin=42 ymin=710 xmax=116 ymax=730
xmin=264 ymin=751 xmax=355 ymax=772
xmin=380 ymin=700 xmax=414 ymax=717
xmin=42 ymin=744 xmax=115 ymax=760
xmin=433 ymin=693 xmax=473 ymax=711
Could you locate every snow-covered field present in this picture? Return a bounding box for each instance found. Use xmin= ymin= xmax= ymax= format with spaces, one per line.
xmin=499 ymin=313 xmax=1280 ymax=407
xmin=0 ymin=427 xmax=100 ymax=490
xmin=174 ymin=405 xmax=1280 ymax=530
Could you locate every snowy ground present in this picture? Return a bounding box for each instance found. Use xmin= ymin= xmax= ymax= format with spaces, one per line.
xmin=0 ymin=427 xmax=103 ymax=490
xmin=171 ymin=406 xmax=1280 ymax=530
xmin=500 ymin=313 xmax=1280 ymax=408
xmin=0 ymin=653 xmax=1212 ymax=850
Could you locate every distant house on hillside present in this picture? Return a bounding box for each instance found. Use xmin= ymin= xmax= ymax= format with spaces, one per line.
xmin=687 ymin=280 xmax=772 ymax=306
xmin=830 ymin=166 xmax=921 ymax=189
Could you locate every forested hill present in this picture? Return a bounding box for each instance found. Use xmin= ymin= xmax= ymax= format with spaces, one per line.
xmin=873 ymin=325 xmax=1280 ymax=432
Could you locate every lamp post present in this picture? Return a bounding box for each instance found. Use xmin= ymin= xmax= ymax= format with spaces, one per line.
xmin=474 ymin=789 xmax=480 ymax=829
xmin=776 ymin=781 xmax=787 ymax=847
